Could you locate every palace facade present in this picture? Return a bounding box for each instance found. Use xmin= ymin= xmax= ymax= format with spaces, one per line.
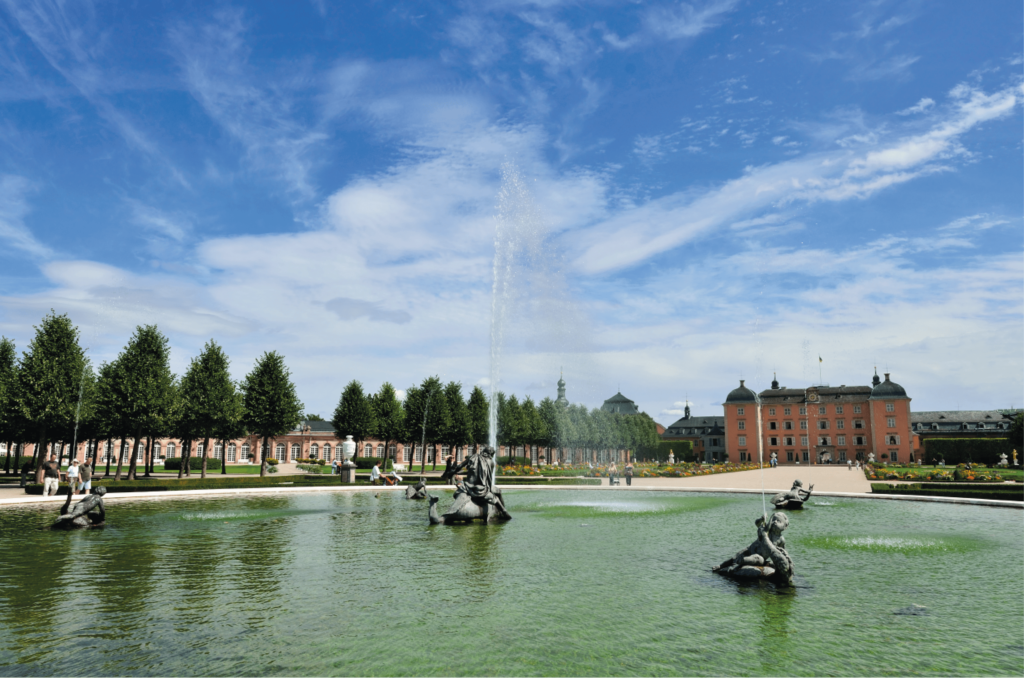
xmin=722 ymin=371 xmax=913 ymax=465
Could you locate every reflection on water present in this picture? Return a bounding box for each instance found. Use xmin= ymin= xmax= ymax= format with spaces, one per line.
xmin=0 ymin=491 xmax=1020 ymax=677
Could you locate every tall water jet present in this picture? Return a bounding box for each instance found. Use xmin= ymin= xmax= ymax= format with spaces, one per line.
xmin=489 ymin=162 xmax=545 ymax=449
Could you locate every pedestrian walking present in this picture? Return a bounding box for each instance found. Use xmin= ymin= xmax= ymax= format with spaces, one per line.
xmin=78 ymin=460 xmax=93 ymax=494
xmin=624 ymin=460 xmax=634 ymax=486
xmin=66 ymin=459 xmax=80 ymax=495
xmin=331 ymin=459 xmax=339 ymax=475
xmin=42 ymin=455 xmax=61 ymax=496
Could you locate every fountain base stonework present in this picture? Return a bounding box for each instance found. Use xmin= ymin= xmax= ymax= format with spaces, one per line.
xmin=713 ymin=513 xmax=794 ymax=587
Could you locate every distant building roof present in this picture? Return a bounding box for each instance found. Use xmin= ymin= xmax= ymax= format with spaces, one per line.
xmin=294 ymin=420 xmax=335 ymax=433
xmin=663 ymin=415 xmax=725 ymax=437
xmin=725 ymin=380 xmax=757 ymax=404
xmin=911 ymin=410 xmax=1019 ymax=432
xmin=870 ymin=373 xmax=908 ymax=400
xmin=601 ymin=392 xmax=639 ymax=414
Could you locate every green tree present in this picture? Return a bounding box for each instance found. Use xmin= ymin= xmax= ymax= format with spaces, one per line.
xmin=371 ymin=382 xmax=405 ymax=470
xmin=104 ymin=326 xmax=176 ymax=480
xmin=241 ymin=351 xmax=303 ymax=477
xmin=303 ymin=413 xmax=326 ymax=422
xmin=16 ymin=312 xmax=89 ymax=482
xmin=442 ymin=381 xmax=471 ymax=463
xmin=1009 ymin=413 xmax=1023 ymax=450
xmin=179 ymin=340 xmax=240 ymax=479
xmin=537 ymin=397 xmax=560 ymax=462
xmin=467 ymin=385 xmax=489 ymax=452
xmin=403 ymin=377 xmax=450 ymax=472
xmin=332 ymin=380 xmax=377 ymax=462
xmin=0 ymin=337 xmax=17 ymax=474
xmin=521 ymin=396 xmax=546 ymax=464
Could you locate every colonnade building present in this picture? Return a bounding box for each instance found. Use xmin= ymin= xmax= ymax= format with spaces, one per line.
xmin=722 ymin=371 xmax=913 ymax=465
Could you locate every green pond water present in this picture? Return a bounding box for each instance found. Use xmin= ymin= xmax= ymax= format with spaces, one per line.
xmin=0 ymin=490 xmax=1021 ymax=677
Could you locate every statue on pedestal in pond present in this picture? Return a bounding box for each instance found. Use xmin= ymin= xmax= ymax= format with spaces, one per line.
xmin=51 ymin=487 xmax=107 ymax=530
xmin=428 ymin=446 xmax=511 ymax=524
xmin=406 ymin=478 xmax=428 ymax=500
xmin=713 ymin=513 xmax=793 ymax=587
xmin=771 ymin=479 xmax=813 ymax=509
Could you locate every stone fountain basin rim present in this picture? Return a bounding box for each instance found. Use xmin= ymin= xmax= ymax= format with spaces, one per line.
xmin=1 ymin=485 xmax=1020 ymax=509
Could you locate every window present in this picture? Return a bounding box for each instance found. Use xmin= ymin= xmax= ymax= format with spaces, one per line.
xmin=785 ymin=437 xmax=794 ymax=446
xmin=290 ymin=444 xmax=299 ymax=459
xmin=197 ymin=443 xmax=204 ymax=457
xmin=786 ymin=451 xmax=794 ymax=461
xmin=228 ymin=444 xmax=237 ymax=462
xmin=853 ymin=405 xmax=862 ymax=414
xmin=784 ymin=407 xmax=791 ymax=415
xmin=885 ymin=402 xmax=895 ymax=412
xmin=363 ymin=444 xmax=372 ymax=457
xmin=769 ymin=421 xmax=777 ymax=430
xmin=242 ymin=443 xmax=250 ymax=460
xmin=854 ymin=436 xmax=865 ymax=445
xmin=377 ymin=444 xmax=385 ymax=457
xmin=274 ymin=443 xmax=284 ymax=461
xmin=802 ymin=451 xmax=809 ymax=462
xmin=322 ymin=444 xmax=331 ymax=460
xmin=414 ymin=445 xmax=422 ymax=462
xmin=335 ymin=445 xmax=344 ymax=462
xmin=738 ymin=420 xmax=746 ymax=430
xmin=837 ymin=419 xmax=845 ymax=429
xmin=839 ymin=450 xmax=847 ymax=461
xmin=800 ymin=421 xmax=807 ymax=430
xmin=818 ymin=420 xmax=829 ymax=430
xmin=887 ymin=418 xmax=896 ymax=428
xmin=888 ymin=435 xmax=899 ymax=445
xmin=819 ymin=437 xmax=830 ymax=446
xmin=818 ymin=406 xmax=826 ymax=415
xmin=769 ymin=408 xmax=776 ymax=416
xmin=153 ymin=442 xmax=162 ymax=459
xmin=890 ymin=450 xmax=898 ymax=463
xmin=214 ymin=443 xmax=223 ymax=460
xmin=854 ymin=420 xmax=864 ymax=429
xmin=389 ymin=444 xmax=397 ymax=460
xmin=784 ymin=421 xmax=793 ymax=430
xmin=836 ymin=405 xmax=844 ymax=414
xmin=837 ymin=436 xmax=846 ymax=445
xmin=737 ymin=407 xmax=745 ymax=415
xmin=800 ymin=436 xmax=808 ymax=446
xmin=740 ymin=452 xmax=747 ymax=462
xmin=770 ymin=437 xmax=778 ymax=446
xmin=738 ymin=436 xmax=746 ymax=446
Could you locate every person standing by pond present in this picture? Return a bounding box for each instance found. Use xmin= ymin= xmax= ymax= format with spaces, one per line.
xmin=78 ymin=460 xmax=93 ymax=494
xmin=66 ymin=460 xmax=80 ymax=495
xmin=608 ymin=461 xmax=618 ymax=486
xmin=42 ymin=455 xmax=61 ymax=496
xmin=624 ymin=460 xmax=634 ymax=486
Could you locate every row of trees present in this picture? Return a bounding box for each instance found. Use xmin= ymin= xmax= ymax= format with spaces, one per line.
xmin=0 ymin=312 xmax=663 ymax=482
xmin=331 ymin=377 xmax=662 ymax=472
xmin=0 ymin=313 xmax=303 ymax=482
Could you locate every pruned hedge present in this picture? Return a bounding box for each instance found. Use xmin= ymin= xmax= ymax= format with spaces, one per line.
xmin=921 ymin=438 xmax=1012 ymax=466
xmin=871 ymin=482 xmax=1023 ymax=501
xmin=497 ymin=456 xmax=531 ymax=466
xmin=163 ymin=457 xmax=222 ymax=471
xmin=353 ymin=457 xmax=385 ymax=469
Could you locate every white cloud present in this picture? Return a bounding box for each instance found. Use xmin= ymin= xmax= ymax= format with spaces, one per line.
xmin=570 ymin=82 xmax=1022 ymax=274
xmin=938 ymin=213 xmax=1012 ymax=233
xmin=0 ymin=175 xmax=52 ymax=259
xmin=896 ymin=97 xmax=935 ymax=115
xmin=604 ymin=0 xmax=737 ymax=50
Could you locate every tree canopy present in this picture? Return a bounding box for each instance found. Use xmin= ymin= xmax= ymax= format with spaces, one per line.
xmin=241 ymin=351 xmax=303 ymax=476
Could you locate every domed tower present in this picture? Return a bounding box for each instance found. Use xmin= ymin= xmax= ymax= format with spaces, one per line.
xmin=724 ymin=380 xmax=759 ymax=463
xmin=869 ymin=372 xmax=912 ymax=464
xmin=555 ymin=371 xmax=568 ymax=406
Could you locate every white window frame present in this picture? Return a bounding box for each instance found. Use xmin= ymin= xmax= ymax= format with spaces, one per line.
xmin=887 ymin=418 xmax=896 ymax=428
xmin=228 ymin=443 xmax=237 ymax=462
xmin=885 ymin=402 xmax=895 ymax=412
xmin=738 ymin=420 xmax=746 ymax=430
xmin=738 ymin=436 xmax=746 ymax=446
xmin=737 ymin=407 xmax=745 ymax=415
xmin=853 ymin=405 xmax=862 ymax=414
xmin=836 ymin=405 xmax=844 ymax=414
xmin=837 ymin=436 xmax=846 ymax=445
xmin=837 ymin=419 xmax=845 ymax=429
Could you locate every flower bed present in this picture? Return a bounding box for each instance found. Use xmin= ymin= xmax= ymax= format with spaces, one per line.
xmin=864 ymin=463 xmax=1007 ymax=483
xmin=498 ymin=461 xmax=763 ymax=478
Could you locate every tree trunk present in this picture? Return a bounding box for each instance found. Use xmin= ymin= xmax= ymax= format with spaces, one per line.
xmin=127 ymin=430 xmax=142 ymax=480
xmin=179 ymin=439 xmax=191 ymax=479
xmin=220 ymin=439 xmax=227 ymax=474
xmin=3 ymin=440 xmax=11 ymax=475
xmin=260 ymin=436 xmax=268 ymax=477
xmin=144 ymin=437 xmax=153 ymax=477
xmin=201 ymin=436 xmax=210 ymax=479
xmin=104 ymin=439 xmax=113 ymax=476
xmin=33 ymin=425 xmax=48 ymax=484
xmin=114 ymin=437 xmax=128 ymax=480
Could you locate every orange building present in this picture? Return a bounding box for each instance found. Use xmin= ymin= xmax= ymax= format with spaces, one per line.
xmin=722 ymin=371 xmax=913 ymax=465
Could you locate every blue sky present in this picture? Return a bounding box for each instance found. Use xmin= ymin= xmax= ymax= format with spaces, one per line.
xmin=0 ymin=0 xmax=1021 ymax=424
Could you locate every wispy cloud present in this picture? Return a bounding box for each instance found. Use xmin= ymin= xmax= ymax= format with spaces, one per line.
xmin=0 ymin=175 xmax=52 ymax=259
xmin=896 ymin=97 xmax=935 ymax=115
xmin=938 ymin=213 xmax=1012 ymax=233
xmin=170 ymin=9 xmax=327 ymax=202
xmin=603 ymin=0 xmax=737 ymax=50
xmin=571 ymin=82 xmax=1021 ymax=274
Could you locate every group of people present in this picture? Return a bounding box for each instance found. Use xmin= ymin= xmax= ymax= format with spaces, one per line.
xmin=39 ymin=454 xmax=94 ymax=496
xmin=599 ymin=460 xmax=635 ymax=486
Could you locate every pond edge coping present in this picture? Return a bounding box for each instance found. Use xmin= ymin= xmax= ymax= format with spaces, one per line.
xmin=1 ymin=484 xmax=1020 ymax=509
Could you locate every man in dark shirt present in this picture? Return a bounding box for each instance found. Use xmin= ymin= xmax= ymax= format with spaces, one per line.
xmin=78 ymin=461 xmax=93 ymax=494
xmin=42 ymin=455 xmax=62 ymax=496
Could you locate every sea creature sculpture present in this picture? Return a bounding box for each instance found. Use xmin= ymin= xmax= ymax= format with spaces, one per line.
xmin=50 ymin=487 xmax=107 ymax=530
xmin=713 ymin=513 xmax=793 ymax=586
xmin=406 ymin=478 xmax=428 ymax=500
xmin=428 ymin=446 xmax=511 ymax=524
xmin=771 ymin=479 xmax=814 ymax=509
